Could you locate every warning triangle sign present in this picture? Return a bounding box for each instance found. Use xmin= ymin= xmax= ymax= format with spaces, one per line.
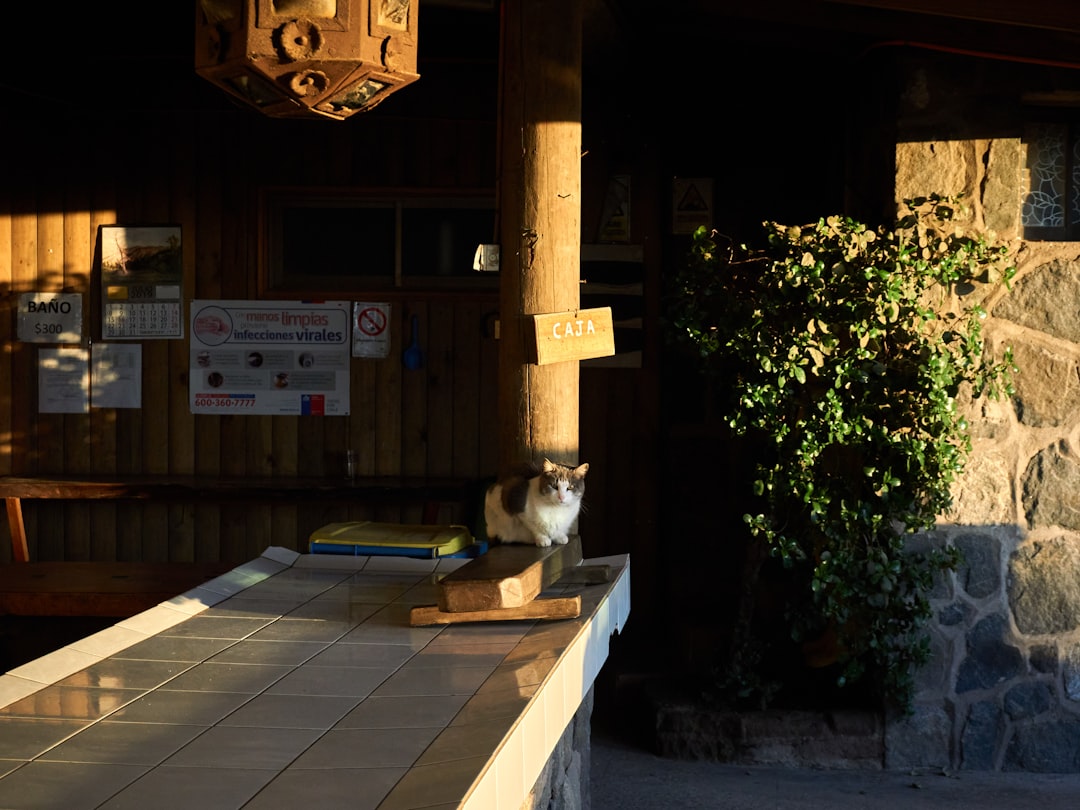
xmin=678 ymin=184 xmax=709 ymax=211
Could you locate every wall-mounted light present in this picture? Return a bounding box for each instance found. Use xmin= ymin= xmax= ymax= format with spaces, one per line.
xmin=195 ymin=0 xmax=419 ymax=121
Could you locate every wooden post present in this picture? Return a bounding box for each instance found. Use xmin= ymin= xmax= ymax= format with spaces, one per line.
xmin=496 ymin=0 xmax=583 ymax=471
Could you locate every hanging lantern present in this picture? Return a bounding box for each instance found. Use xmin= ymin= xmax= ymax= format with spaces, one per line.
xmin=195 ymin=0 xmax=419 ymax=120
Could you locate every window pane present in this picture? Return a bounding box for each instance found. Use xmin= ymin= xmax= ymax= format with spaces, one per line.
xmin=280 ymin=205 xmax=395 ymax=278
xmin=1023 ymin=123 xmax=1066 ymax=228
xmin=402 ymin=207 xmax=495 ymax=277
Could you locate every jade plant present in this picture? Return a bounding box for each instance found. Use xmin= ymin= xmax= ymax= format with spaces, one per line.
xmin=666 ymin=195 xmax=1016 ymax=711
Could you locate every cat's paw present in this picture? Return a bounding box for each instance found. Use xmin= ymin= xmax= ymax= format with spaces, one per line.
xmin=534 ymin=536 xmax=552 ymax=548
xmin=552 ymin=533 xmax=569 ymax=545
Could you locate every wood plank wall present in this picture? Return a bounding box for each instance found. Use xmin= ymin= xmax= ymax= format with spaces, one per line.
xmin=0 ymin=101 xmax=657 ymax=584
xmin=0 ymin=106 xmax=503 ymax=564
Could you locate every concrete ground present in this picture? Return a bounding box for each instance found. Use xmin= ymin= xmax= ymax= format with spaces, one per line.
xmin=589 ymin=729 xmax=1080 ymax=809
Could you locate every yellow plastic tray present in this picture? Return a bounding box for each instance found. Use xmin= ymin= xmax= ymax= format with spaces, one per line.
xmin=308 ymin=521 xmax=479 ymax=559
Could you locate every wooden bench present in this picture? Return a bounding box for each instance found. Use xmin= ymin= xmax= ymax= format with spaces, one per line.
xmin=0 ymin=474 xmax=479 ymax=617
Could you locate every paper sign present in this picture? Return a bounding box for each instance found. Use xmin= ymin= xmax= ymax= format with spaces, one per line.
xmin=352 ymin=302 xmax=391 ymax=359
xmin=189 ymin=300 xmax=350 ymax=416
xmin=38 ymin=347 xmax=89 ymax=413
xmin=18 ymin=293 xmax=83 ymax=343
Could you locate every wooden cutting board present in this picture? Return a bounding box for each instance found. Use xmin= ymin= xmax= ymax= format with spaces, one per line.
xmin=436 ymin=535 xmax=582 ymax=612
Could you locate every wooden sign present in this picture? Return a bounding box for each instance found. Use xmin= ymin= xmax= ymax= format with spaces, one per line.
xmin=528 ymin=307 xmax=615 ymax=366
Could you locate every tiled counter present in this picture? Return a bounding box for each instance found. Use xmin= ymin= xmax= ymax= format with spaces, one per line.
xmin=0 ymin=547 xmax=630 ymax=809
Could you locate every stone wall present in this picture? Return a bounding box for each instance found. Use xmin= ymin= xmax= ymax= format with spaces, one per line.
xmin=884 ymin=52 xmax=1080 ymax=772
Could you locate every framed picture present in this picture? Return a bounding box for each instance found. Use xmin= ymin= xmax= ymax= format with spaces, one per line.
xmin=100 ymin=225 xmax=184 ymax=339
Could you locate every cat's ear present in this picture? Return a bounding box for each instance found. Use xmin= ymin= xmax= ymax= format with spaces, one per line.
xmin=574 ymin=462 xmax=589 ymax=477
xmin=542 ymin=458 xmax=556 ymax=473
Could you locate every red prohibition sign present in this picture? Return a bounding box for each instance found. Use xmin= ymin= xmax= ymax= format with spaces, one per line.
xmin=357 ymin=307 xmax=388 ymax=337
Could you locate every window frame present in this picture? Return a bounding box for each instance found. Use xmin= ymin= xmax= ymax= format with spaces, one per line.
xmin=257 ymin=186 xmax=499 ymax=299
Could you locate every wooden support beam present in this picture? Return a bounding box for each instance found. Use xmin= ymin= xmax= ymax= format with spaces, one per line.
xmin=409 ymin=596 xmax=581 ymax=626
xmin=437 ymin=535 xmax=582 ymax=612
xmin=496 ymin=0 xmax=584 ymax=470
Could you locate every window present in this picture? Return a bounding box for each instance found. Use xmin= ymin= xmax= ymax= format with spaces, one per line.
xmin=260 ymin=188 xmax=497 ymax=296
xmin=1022 ymin=122 xmax=1080 ymax=240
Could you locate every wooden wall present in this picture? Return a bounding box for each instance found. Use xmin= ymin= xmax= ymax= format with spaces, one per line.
xmin=0 ymin=102 xmax=505 ymax=564
xmin=0 ymin=100 xmax=658 ymax=595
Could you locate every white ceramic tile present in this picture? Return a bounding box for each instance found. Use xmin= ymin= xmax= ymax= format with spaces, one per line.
xmin=195 ymin=570 xmax=270 ymax=598
xmin=411 ymin=641 xmax=515 ymax=668
xmin=66 ymin=626 xmax=150 ymax=658
xmin=460 ymin=759 xmax=498 ymax=810
xmin=218 ymin=693 xmax=361 ymax=729
xmin=376 ymin=756 xmax=489 ymax=810
xmin=163 ymin=725 xmax=322 ymax=769
xmin=521 ymin=687 xmax=549 ymax=770
xmin=450 ymin=686 xmax=532 ymax=727
xmin=0 ymin=761 xmax=149 ymax=810
xmin=112 ymin=635 xmax=235 ymax=664
xmin=293 ymin=553 xmax=369 ymax=571
xmin=7 ymin=646 xmax=100 ymax=686
xmin=265 ymin=664 xmax=395 ymax=698
xmin=56 ymin=658 xmax=194 ymax=691
xmin=0 ymin=548 xmax=632 ymax=810
xmin=108 ymin=690 xmax=253 ymax=725
xmin=493 ymin=718 xmax=526 ymax=810
xmin=0 ymin=683 xmax=140 ymax=721
xmin=362 ymin=555 xmax=438 ymax=574
xmin=372 ymin=664 xmax=493 ymax=697
xmin=0 ymin=676 xmax=46 ymax=709
xmin=476 ymin=658 xmax=553 ymax=692
xmin=560 ymin=635 xmax=587 ymax=712
xmin=159 ymin=615 xmax=274 ymax=640
xmin=208 ymin=639 xmax=329 ymax=667
xmin=305 ymin=642 xmax=415 ymax=668
xmin=98 ymin=764 xmax=277 ymax=810
xmin=247 ymin=617 xmax=355 ymax=643
xmin=158 ymin=662 xmax=293 ymax=693
xmin=116 ymin=605 xmax=196 ymax=637
xmin=236 ymin=554 xmax=292 ymax=577
xmin=38 ymin=720 xmax=207 ymax=765
xmin=334 ymin=694 xmax=469 ymax=729
xmin=543 ymin=664 xmax=566 ymax=753
xmin=291 ymin=726 xmax=441 ymax=769
xmin=158 ymin=590 xmax=222 ymax=614
xmin=318 ymin=580 xmax=415 ymax=603
xmin=434 ymin=557 xmax=472 ymax=573
xmin=242 ymin=766 xmax=404 ymax=810
xmin=201 ymin=596 xmax=294 ymax=619
xmin=260 ymin=546 xmax=301 ymax=566
xmin=414 ymin=718 xmax=510 ymax=765
xmin=0 ymin=717 xmax=90 ymax=759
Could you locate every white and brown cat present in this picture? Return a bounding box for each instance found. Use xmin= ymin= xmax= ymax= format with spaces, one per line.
xmin=484 ymin=458 xmax=589 ymax=547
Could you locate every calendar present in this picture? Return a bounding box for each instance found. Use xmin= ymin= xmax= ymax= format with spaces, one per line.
xmin=103 ymin=301 xmax=183 ymax=339
xmin=100 ymin=225 xmax=184 ymax=340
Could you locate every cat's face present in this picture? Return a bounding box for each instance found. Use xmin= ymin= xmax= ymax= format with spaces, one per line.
xmin=539 ymin=459 xmax=589 ymax=505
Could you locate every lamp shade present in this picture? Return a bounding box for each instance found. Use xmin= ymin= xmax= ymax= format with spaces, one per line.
xmin=195 ymin=0 xmax=419 ymax=120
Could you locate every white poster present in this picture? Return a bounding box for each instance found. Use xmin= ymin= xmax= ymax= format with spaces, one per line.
xmin=38 ymin=347 xmax=89 ymax=414
xmin=92 ymin=343 xmax=142 ymax=409
xmin=189 ymin=300 xmax=351 ymax=416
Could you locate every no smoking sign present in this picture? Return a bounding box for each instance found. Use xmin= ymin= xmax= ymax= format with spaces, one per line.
xmin=352 ymin=302 xmax=392 ymax=358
